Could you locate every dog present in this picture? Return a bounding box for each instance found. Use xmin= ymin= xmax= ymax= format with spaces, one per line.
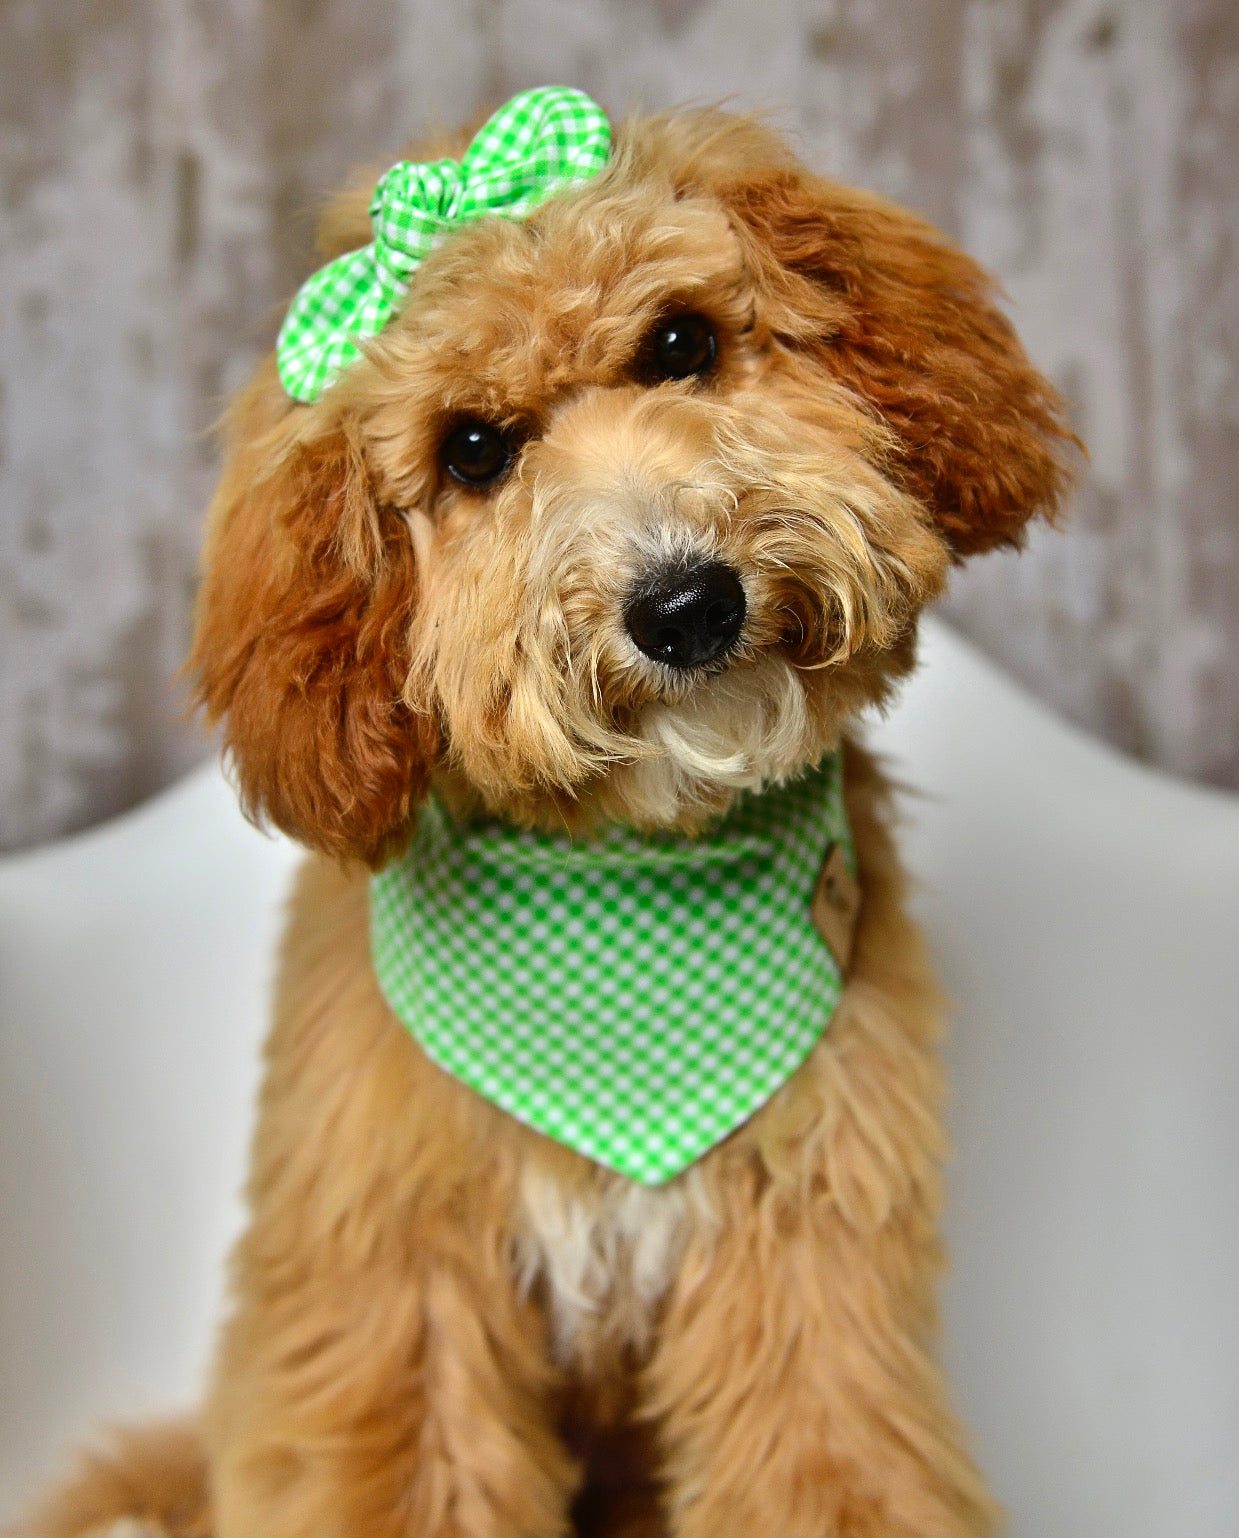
xmin=21 ymin=90 xmax=1072 ymax=1538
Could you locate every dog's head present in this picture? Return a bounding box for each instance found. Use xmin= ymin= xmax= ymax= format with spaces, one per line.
xmin=190 ymin=107 xmax=1074 ymax=865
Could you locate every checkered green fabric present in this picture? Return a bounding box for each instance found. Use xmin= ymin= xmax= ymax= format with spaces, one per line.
xmin=276 ymin=86 xmax=611 ymax=401
xmin=370 ymin=756 xmax=853 ymax=1185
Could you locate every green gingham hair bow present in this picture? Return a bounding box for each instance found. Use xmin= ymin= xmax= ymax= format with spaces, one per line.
xmin=276 ymin=86 xmax=612 ymax=402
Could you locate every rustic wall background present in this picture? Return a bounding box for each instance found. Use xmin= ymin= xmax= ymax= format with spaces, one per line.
xmin=1 ymin=0 xmax=1236 ymax=850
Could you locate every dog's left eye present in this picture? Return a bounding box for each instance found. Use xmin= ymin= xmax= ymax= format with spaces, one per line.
xmin=644 ymin=313 xmax=717 ymax=381
xmin=442 ymin=420 xmax=514 ymax=487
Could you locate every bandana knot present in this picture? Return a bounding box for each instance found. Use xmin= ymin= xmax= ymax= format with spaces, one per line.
xmin=277 ymin=86 xmax=612 ymax=402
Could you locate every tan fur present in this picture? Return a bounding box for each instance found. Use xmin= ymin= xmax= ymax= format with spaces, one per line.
xmin=14 ymin=1421 xmax=207 ymax=1538
xmin=17 ymin=104 xmax=1075 ymax=1538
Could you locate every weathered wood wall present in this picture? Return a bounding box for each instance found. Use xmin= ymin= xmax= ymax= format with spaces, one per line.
xmin=2 ymin=0 xmax=1236 ymax=848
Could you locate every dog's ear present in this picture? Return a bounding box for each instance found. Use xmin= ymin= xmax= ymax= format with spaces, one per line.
xmin=188 ymin=366 xmax=437 ymax=866
xmin=724 ymin=168 xmax=1077 ymax=556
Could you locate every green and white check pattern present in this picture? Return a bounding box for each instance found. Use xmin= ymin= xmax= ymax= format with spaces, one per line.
xmin=276 ymin=86 xmax=612 ymax=401
xmin=371 ymin=756 xmax=854 ymax=1185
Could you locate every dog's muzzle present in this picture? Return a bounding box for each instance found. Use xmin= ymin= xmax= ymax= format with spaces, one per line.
xmin=624 ymin=559 xmax=746 ymax=670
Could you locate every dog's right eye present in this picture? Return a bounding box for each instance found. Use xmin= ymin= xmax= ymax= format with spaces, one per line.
xmin=442 ymin=420 xmax=513 ymax=487
xmin=642 ymin=313 xmax=717 ymax=382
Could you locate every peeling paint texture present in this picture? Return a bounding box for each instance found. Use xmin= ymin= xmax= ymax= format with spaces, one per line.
xmin=1 ymin=0 xmax=1236 ymax=847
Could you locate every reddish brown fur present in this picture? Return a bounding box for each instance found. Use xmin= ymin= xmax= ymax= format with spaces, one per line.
xmin=17 ymin=104 xmax=1075 ymax=1538
xmin=190 ymin=367 xmax=438 ymax=866
xmin=720 ymin=168 xmax=1076 ymax=556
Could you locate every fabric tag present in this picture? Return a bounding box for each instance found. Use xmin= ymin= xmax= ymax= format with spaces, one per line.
xmin=811 ymin=841 xmax=860 ymax=972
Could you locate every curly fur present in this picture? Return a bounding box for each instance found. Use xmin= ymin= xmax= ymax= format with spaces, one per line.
xmin=17 ymin=103 xmax=1074 ymax=1538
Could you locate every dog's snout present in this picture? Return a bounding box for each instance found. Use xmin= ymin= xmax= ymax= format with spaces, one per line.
xmin=624 ymin=560 xmax=746 ymax=669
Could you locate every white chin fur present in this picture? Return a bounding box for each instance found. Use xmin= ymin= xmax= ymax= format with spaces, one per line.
xmin=617 ymin=655 xmax=821 ymax=824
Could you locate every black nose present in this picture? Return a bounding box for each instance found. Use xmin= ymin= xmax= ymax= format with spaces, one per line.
xmin=624 ymin=560 xmax=746 ymax=669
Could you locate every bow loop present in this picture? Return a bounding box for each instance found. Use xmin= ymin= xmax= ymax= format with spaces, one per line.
xmin=277 ymin=87 xmax=612 ymax=402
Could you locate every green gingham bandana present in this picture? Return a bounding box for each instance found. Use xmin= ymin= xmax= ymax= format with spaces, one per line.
xmin=276 ymin=86 xmax=612 ymax=401
xmin=370 ymin=755 xmax=854 ymax=1185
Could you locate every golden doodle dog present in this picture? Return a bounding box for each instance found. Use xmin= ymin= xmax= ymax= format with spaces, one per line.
xmin=24 ymin=88 xmax=1073 ymax=1538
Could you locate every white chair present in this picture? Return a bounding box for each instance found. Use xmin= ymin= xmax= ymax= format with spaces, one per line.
xmin=2 ymin=617 xmax=1236 ymax=1535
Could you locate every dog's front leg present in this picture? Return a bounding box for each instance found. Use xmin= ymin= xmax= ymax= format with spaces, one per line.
xmin=205 ymin=1251 xmax=580 ymax=1538
xmin=643 ymin=1179 xmax=996 ymax=1538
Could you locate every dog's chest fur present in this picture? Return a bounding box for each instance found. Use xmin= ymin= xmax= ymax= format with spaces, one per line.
xmin=513 ymin=1165 xmax=714 ymax=1363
